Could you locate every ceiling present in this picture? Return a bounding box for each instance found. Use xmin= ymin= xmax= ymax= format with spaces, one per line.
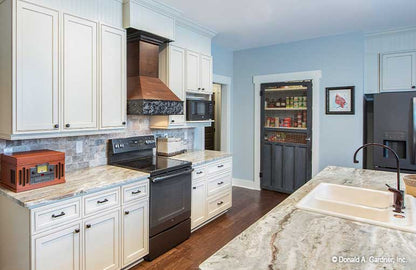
xmin=160 ymin=0 xmax=416 ymax=50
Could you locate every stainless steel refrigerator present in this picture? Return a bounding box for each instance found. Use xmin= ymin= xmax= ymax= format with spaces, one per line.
xmin=370 ymin=91 xmax=416 ymax=172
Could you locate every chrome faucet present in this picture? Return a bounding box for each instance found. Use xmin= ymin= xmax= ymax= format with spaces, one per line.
xmin=353 ymin=143 xmax=404 ymax=213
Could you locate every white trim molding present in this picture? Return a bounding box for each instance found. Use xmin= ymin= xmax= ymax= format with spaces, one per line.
xmin=213 ymin=74 xmax=232 ymax=153
xmin=252 ymin=70 xmax=322 ymax=190
xmin=232 ymin=178 xmax=260 ymax=191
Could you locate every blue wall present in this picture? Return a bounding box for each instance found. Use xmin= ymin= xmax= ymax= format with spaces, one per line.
xmin=232 ymin=33 xmax=365 ymax=181
xmin=212 ymin=43 xmax=234 ymax=77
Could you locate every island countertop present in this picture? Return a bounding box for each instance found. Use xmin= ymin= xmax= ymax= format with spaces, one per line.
xmin=0 ymin=165 xmax=149 ymax=209
xmin=200 ymin=166 xmax=416 ymax=270
xmin=172 ymin=150 xmax=231 ymax=166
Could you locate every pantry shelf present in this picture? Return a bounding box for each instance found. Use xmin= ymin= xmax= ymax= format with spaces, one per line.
xmin=265 ymin=87 xmax=308 ymax=92
xmin=264 ymin=127 xmax=307 ymax=133
xmin=265 ymin=108 xmax=307 ymax=111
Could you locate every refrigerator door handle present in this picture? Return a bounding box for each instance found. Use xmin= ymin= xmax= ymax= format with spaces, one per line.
xmin=412 ymin=97 xmax=416 ymax=164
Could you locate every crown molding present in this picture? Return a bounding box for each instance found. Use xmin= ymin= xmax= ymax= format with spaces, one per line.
xmin=365 ymin=26 xmax=416 ymax=37
xmin=176 ymin=16 xmax=217 ymax=38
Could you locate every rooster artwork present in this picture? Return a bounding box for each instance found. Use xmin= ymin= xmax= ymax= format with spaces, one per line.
xmin=326 ymin=86 xmax=354 ymax=114
xmin=335 ymin=94 xmax=347 ymax=108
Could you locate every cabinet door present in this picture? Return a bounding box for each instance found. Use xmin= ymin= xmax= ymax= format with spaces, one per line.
xmin=200 ymin=54 xmax=213 ymax=93
xmin=381 ymin=51 xmax=416 ymax=92
xmin=63 ymin=14 xmax=97 ymax=130
xmin=16 ymin=2 xmax=59 ymax=132
xmin=191 ymin=180 xmax=207 ymax=229
xmin=122 ymin=200 xmax=149 ymax=267
xmin=186 ymin=50 xmax=200 ymax=92
xmin=168 ymin=45 xmax=185 ymax=101
xmin=32 ymin=223 xmax=81 ymax=270
xmin=100 ymin=25 xmax=126 ymax=129
xmin=84 ymin=210 xmax=120 ymax=270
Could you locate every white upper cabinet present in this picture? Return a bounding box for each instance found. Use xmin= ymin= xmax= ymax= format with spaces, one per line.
xmin=200 ymin=54 xmax=213 ymax=94
xmin=16 ymin=1 xmax=59 ymax=132
xmin=380 ymin=51 xmax=416 ymax=92
xmin=100 ymin=24 xmax=126 ymax=129
xmin=123 ymin=0 xmax=175 ymax=41
xmin=63 ymin=14 xmax=98 ymax=130
xmin=185 ymin=50 xmax=200 ymax=92
xmin=185 ymin=50 xmax=213 ymax=94
xmin=168 ymin=45 xmax=186 ymax=101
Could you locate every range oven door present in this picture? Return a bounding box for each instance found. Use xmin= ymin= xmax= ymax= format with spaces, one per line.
xmin=149 ymin=167 xmax=192 ymax=237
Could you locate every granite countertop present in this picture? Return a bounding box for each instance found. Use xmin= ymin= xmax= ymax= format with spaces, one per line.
xmin=0 ymin=165 xmax=149 ymax=209
xmin=173 ymin=150 xmax=232 ymax=166
xmin=200 ymin=166 xmax=416 ymax=270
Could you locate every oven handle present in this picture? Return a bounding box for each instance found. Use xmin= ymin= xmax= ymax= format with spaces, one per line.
xmin=150 ymin=168 xmax=193 ymax=183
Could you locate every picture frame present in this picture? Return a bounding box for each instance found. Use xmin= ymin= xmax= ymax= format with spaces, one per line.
xmin=325 ymin=86 xmax=355 ymax=115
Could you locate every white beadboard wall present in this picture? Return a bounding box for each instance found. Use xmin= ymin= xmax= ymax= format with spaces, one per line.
xmin=23 ymin=0 xmax=123 ymax=28
xmin=365 ymin=27 xmax=416 ymax=94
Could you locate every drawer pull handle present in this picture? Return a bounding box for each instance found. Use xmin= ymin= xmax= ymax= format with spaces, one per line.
xmin=74 ymin=229 xmax=80 ymax=234
xmin=51 ymin=212 xmax=66 ymax=218
xmin=131 ymin=190 xmax=142 ymax=195
xmin=217 ymin=201 xmax=224 ymax=206
xmin=196 ymin=171 xmax=203 ymax=175
xmin=86 ymin=224 xmax=91 ymax=229
xmin=97 ymin=198 xmax=109 ymax=204
xmin=193 ymin=187 xmax=197 ymax=189
xmin=125 ymin=211 xmax=130 ymax=215
xmin=217 ymin=181 xmax=224 ymax=185
xmin=217 ymin=165 xmax=224 ymax=168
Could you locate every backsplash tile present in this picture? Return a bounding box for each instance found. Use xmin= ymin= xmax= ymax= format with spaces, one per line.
xmin=0 ymin=116 xmax=194 ymax=173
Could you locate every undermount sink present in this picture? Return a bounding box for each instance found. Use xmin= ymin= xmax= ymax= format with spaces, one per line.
xmin=296 ymin=183 xmax=416 ymax=233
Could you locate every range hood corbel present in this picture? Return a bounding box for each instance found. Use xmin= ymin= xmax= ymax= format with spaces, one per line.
xmin=126 ymin=28 xmax=183 ymax=115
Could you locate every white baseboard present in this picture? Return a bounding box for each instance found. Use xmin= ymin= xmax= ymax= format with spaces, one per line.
xmin=232 ymin=178 xmax=260 ymax=191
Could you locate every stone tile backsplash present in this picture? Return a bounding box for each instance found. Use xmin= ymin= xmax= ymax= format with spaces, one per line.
xmin=0 ymin=116 xmax=194 ymax=172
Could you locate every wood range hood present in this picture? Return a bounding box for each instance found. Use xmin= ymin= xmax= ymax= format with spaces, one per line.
xmin=127 ymin=28 xmax=183 ymax=115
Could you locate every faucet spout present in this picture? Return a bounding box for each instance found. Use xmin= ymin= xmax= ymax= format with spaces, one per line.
xmin=353 ymin=143 xmax=404 ymax=213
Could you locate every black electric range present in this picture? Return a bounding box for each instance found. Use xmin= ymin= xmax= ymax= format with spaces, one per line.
xmin=108 ymin=135 xmax=192 ymax=261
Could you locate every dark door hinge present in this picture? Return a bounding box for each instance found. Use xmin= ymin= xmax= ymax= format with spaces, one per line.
xmin=259 ymin=172 xmax=263 ymax=178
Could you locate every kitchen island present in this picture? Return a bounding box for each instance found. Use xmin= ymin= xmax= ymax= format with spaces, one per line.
xmin=200 ymin=166 xmax=416 ymax=270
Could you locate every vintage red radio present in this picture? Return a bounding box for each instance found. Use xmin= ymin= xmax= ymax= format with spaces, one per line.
xmin=0 ymin=150 xmax=65 ymax=193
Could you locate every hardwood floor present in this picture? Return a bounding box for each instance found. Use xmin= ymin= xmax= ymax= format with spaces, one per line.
xmin=132 ymin=186 xmax=288 ymax=270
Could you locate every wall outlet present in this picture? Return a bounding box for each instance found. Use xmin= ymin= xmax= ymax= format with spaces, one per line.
xmin=76 ymin=141 xmax=83 ymax=154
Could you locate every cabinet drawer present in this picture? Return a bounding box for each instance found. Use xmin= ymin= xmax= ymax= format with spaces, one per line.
xmin=83 ymin=187 xmax=120 ymax=216
xmin=206 ymin=159 xmax=232 ymax=175
xmin=206 ymin=172 xmax=231 ymax=197
xmin=192 ymin=166 xmax=206 ymax=181
xmin=31 ymin=197 xmax=81 ymax=234
xmin=207 ymin=190 xmax=232 ymax=219
xmin=122 ymin=181 xmax=148 ymax=204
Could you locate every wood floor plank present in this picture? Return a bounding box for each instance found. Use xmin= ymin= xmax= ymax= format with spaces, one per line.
xmin=132 ymin=186 xmax=288 ymax=270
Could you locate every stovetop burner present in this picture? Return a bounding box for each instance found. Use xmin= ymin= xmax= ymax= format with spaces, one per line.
xmin=116 ymin=156 xmax=190 ymax=174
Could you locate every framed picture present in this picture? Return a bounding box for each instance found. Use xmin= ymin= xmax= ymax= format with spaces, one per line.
xmin=325 ymin=86 xmax=355 ymax=115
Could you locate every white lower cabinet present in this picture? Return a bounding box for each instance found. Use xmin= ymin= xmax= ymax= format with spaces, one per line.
xmin=191 ymin=180 xmax=207 ymax=229
xmin=27 ymin=180 xmax=149 ymax=270
xmin=84 ymin=209 xmax=120 ymax=270
xmin=190 ymin=157 xmax=232 ymax=230
xmin=32 ymin=223 xmax=82 ymax=270
xmin=122 ymin=200 xmax=149 ymax=267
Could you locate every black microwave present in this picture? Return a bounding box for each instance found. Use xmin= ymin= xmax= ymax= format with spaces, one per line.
xmin=186 ymin=99 xmax=213 ymax=121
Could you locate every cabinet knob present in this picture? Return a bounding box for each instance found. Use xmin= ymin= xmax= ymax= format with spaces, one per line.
xmin=125 ymin=211 xmax=130 ymax=215
xmin=65 ymin=124 xmax=70 ymax=128
xmin=412 ymin=86 xmax=416 ymax=89
xmin=198 ymin=88 xmax=201 ymax=90
xmin=54 ymin=124 xmax=59 ymax=129
xmin=74 ymin=229 xmax=80 ymax=234
xmin=193 ymin=187 xmax=197 ymax=189
xmin=86 ymin=224 xmax=91 ymax=229
xmin=122 ymin=121 xmax=126 ymax=125
xmin=202 ymin=88 xmax=205 ymax=90
xmin=171 ymin=119 xmax=175 ymax=123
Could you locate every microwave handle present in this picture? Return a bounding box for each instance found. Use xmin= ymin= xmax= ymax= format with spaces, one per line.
xmin=412 ymin=97 xmax=416 ymax=164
